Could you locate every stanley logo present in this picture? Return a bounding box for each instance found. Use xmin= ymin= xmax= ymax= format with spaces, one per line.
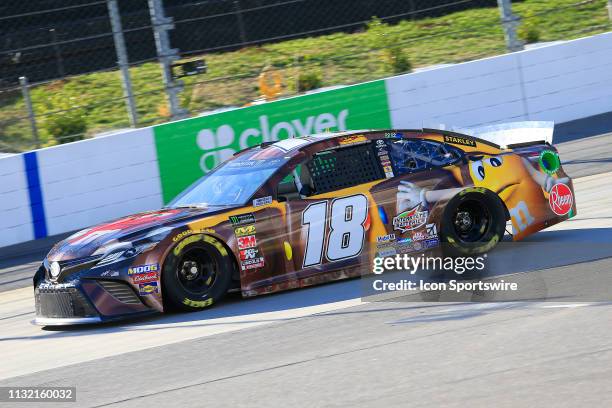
xmin=443 ymin=135 xmax=477 ymax=147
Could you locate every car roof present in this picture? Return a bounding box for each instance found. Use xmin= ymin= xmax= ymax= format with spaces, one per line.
xmin=234 ymin=128 xmax=504 ymax=161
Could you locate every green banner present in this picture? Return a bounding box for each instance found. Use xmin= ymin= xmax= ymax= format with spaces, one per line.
xmin=153 ymin=79 xmax=391 ymax=203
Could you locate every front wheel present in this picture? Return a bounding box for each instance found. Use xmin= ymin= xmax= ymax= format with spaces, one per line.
xmin=162 ymin=234 xmax=234 ymax=312
xmin=440 ymin=190 xmax=507 ymax=256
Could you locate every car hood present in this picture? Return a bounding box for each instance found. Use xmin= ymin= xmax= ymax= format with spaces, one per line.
xmin=47 ymin=206 xmax=232 ymax=261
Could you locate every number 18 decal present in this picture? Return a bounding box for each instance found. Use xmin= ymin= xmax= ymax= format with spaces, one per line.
xmin=302 ymin=194 xmax=368 ymax=267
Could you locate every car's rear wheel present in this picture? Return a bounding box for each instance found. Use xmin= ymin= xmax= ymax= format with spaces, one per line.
xmin=162 ymin=234 xmax=234 ymax=312
xmin=440 ymin=190 xmax=506 ymax=256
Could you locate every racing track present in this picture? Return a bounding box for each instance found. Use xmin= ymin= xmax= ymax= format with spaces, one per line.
xmin=1 ymin=132 xmax=612 ymax=407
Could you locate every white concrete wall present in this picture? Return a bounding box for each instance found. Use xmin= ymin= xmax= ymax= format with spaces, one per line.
xmin=520 ymin=33 xmax=612 ymax=122
xmin=386 ymin=32 xmax=612 ymax=129
xmin=0 ymin=155 xmax=33 ymax=247
xmin=37 ymin=128 xmax=163 ymax=236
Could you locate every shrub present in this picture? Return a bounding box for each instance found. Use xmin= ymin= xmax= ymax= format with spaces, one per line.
xmin=45 ymin=113 xmax=87 ymax=144
xmin=367 ymin=17 xmax=412 ymax=74
xmin=518 ymin=12 xmax=541 ymax=44
xmin=297 ymin=72 xmax=322 ymax=92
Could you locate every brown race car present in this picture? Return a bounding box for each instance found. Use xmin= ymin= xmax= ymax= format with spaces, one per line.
xmin=33 ymin=125 xmax=576 ymax=325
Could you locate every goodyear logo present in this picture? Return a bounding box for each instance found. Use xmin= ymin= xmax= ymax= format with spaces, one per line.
xmin=128 ymin=263 xmax=159 ymax=275
xmin=183 ymin=298 xmax=213 ymax=308
xmin=173 ymin=235 xmax=202 ymax=255
xmin=443 ymin=135 xmax=476 ymax=147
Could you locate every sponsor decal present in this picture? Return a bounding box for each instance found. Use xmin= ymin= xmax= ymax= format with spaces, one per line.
xmin=131 ymin=272 xmax=158 ymax=284
xmin=128 ymin=263 xmax=159 ymax=275
xmin=424 ymin=238 xmax=440 ymax=249
xmin=377 ymin=246 xmax=397 ymax=258
xmin=338 ymin=134 xmax=368 ymax=145
xmin=413 ymin=241 xmax=423 ymax=251
xmin=253 ymin=196 xmax=273 ymax=207
xmin=240 ymin=247 xmax=260 ymax=260
xmin=229 ymin=213 xmax=256 ymax=226
xmin=183 ymin=298 xmax=213 ymax=308
xmin=237 ymin=235 xmax=257 ymax=250
xmin=392 ymin=204 xmax=428 ymax=233
xmin=443 ymin=135 xmax=476 ymax=147
xmin=413 ymin=223 xmax=438 ymax=241
xmin=397 ymin=244 xmax=416 ymax=254
xmin=139 ymin=281 xmax=159 ymax=295
xmin=426 ymin=223 xmax=437 ymax=237
xmin=374 ymin=139 xmax=393 ymax=177
xmin=241 ymin=258 xmax=265 ymax=270
xmin=549 ymin=183 xmax=573 ymax=216
xmin=234 ymin=224 xmax=256 ymax=237
xmin=100 ymin=270 xmax=119 ymax=277
xmin=376 ymin=233 xmax=396 ymax=243
xmin=239 ymin=246 xmax=264 ymax=270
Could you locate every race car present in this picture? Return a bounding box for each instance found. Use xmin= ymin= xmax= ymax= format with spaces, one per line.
xmin=33 ymin=123 xmax=576 ymax=325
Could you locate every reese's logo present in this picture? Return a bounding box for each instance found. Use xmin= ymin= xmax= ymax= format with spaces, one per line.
xmin=443 ymin=135 xmax=477 ymax=147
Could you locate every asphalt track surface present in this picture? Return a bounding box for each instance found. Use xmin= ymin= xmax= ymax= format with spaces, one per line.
xmin=1 ymin=131 xmax=612 ymax=407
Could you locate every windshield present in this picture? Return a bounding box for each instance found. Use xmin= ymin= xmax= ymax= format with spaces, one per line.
xmin=169 ymin=149 xmax=289 ymax=207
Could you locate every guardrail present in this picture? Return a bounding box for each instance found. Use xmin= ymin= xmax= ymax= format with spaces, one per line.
xmin=1 ymin=31 xmax=611 ymax=248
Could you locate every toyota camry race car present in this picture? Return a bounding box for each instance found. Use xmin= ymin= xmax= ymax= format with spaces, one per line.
xmin=34 ymin=123 xmax=576 ymax=325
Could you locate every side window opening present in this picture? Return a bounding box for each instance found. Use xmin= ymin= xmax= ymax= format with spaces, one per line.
xmin=388 ymin=139 xmax=463 ymax=176
xmin=307 ymin=142 xmax=384 ymax=194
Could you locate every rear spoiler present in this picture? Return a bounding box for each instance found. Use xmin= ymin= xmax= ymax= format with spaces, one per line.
xmin=452 ymin=121 xmax=554 ymax=149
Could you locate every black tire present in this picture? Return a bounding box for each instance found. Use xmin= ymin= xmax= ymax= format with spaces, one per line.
xmin=162 ymin=234 xmax=234 ymax=312
xmin=440 ymin=189 xmax=506 ymax=256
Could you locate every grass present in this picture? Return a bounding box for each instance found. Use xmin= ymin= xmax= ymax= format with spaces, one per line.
xmin=0 ymin=0 xmax=609 ymax=152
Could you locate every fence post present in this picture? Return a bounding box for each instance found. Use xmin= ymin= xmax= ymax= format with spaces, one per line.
xmin=19 ymin=76 xmax=40 ymax=149
xmin=497 ymin=0 xmax=523 ymax=52
xmin=49 ymin=29 xmax=66 ymax=79
xmin=234 ymin=1 xmax=248 ymax=44
xmin=107 ymin=0 xmax=138 ymax=127
xmin=148 ymin=0 xmax=188 ymax=120
xmin=608 ymin=0 xmax=612 ymax=22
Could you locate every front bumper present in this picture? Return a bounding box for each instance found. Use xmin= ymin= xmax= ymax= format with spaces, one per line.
xmin=34 ymin=280 xmax=156 ymax=326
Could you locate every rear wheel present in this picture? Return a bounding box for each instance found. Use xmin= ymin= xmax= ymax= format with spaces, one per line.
xmin=440 ymin=190 xmax=506 ymax=256
xmin=162 ymin=234 xmax=234 ymax=312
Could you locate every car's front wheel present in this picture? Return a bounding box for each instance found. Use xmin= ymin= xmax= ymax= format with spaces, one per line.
xmin=162 ymin=234 xmax=234 ymax=312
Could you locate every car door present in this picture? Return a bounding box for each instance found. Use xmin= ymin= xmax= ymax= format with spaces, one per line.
xmin=281 ymin=141 xmax=386 ymax=281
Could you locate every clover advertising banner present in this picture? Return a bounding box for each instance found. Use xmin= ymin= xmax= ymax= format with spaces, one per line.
xmin=153 ymin=80 xmax=391 ymax=203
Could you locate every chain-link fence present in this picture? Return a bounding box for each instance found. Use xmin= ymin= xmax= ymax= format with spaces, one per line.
xmin=0 ymin=0 xmax=610 ymax=152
